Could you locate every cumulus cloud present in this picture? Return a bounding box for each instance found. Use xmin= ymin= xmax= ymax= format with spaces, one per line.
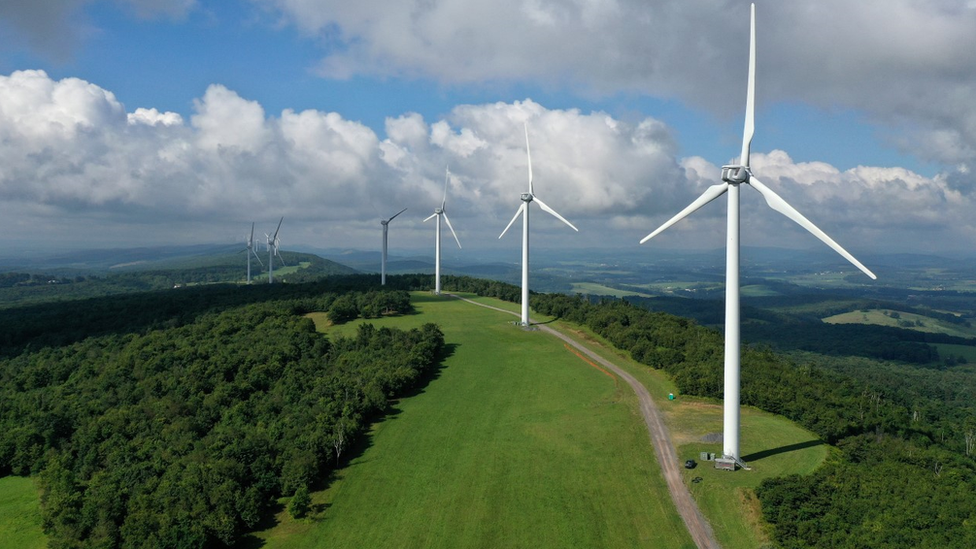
xmin=0 ymin=69 xmax=972 ymax=254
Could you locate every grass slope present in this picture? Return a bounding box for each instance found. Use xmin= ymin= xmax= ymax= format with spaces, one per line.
xmin=543 ymin=322 xmax=829 ymax=549
xmin=0 ymin=476 xmax=47 ymax=548
xmin=255 ymin=292 xmax=694 ymax=548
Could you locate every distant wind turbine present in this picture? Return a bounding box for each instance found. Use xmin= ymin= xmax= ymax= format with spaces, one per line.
xmin=266 ymin=216 xmax=284 ymax=284
xmin=639 ymin=3 xmax=876 ymax=468
xmin=242 ymin=222 xmax=263 ymax=284
xmin=499 ymin=123 xmax=578 ymax=326
xmin=381 ymin=207 xmax=407 ymax=286
xmin=424 ymin=167 xmax=461 ymax=295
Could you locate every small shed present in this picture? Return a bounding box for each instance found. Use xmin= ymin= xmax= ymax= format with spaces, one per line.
xmin=714 ymin=458 xmax=736 ymax=471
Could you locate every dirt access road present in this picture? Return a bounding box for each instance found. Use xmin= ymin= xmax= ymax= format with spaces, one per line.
xmin=449 ymin=294 xmax=721 ymax=549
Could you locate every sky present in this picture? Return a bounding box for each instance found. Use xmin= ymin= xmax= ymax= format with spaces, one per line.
xmin=1 ymin=0 xmax=976 ymax=264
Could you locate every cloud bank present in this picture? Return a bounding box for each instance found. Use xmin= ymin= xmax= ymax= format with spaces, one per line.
xmin=250 ymin=0 xmax=976 ymax=170
xmin=0 ymin=70 xmax=971 ymax=255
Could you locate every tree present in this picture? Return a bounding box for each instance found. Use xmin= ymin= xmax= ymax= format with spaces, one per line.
xmin=288 ymin=485 xmax=311 ymax=519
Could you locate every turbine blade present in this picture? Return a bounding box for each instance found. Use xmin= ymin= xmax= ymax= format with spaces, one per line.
xmin=524 ymin=122 xmax=534 ymax=195
xmin=499 ymin=204 xmax=525 ymax=239
xmin=251 ymin=248 xmax=264 ymax=266
xmin=423 ymin=212 xmax=437 ymax=223
xmin=640 ymin=183 xmax=729 ymax=244
xmin=740 ymin=3 xmax=756 ymax=167
xmin=249 ymin=222 xmax=255 ymax=246
xmin=533 ymin=196 xmax=578 ymax=232
xmin=442 ymin=212 xmax=462 ymax=249
xmin=389 ymin=207 xmax=408 ymax=222
xmin=748 ymin=175 xmax=877 ymax=279
xmin=273 ymin=216 xmax=283 ymax=240
xmin=442 ymin=166 xmax=450 ymax=209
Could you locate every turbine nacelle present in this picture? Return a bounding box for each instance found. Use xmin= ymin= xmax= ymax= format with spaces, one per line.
xmin=520 ymin=192 xmax=534 ymax=203
xmin=722 ymin=165 xmax=750 ymax=184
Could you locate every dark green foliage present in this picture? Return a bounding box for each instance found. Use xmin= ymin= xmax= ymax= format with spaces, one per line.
xmin=0 ymin=277 xmax=441 ymax=548
xmin=328 ymin=294 xmax=359 ymax=324
xmin=288 ymin=485 xmax=311 ymax=519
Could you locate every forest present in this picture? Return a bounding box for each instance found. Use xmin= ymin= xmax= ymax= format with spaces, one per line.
xmin=0 ymin=277 xmax=440 ymax=547
xmin=444 ymin=275 xmax=976 ymax=548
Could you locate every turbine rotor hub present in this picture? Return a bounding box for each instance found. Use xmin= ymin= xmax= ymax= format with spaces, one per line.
xmin=434 ymin=208 xmax=444 ymax=215
xmin=520 ymin=192 xmax=533 ymax=202
xmin=721 ymin=165 xmax=750 ymax=184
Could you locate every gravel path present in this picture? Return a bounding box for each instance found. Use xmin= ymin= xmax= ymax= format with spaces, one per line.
xmin=448 ymin=295 xmax=721 ymax=549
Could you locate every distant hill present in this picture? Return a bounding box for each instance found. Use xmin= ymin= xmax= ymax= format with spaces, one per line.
xmin=0 ymin=246 xmax=357 ymax=308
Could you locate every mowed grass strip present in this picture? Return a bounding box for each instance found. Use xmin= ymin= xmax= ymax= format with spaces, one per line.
xmin=259 ymin=292 xmax=694 ymax=548
xmin=0 ymin=476 xmax=47 ymax=548
xmin=543 ymin=320 xmax=829 ymax=549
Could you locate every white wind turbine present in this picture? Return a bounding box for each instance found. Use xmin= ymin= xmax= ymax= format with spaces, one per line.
xmin=424 ymin=167 xmax=461 ymax=295
xmin=499 ymin=123 xmax=578 ymax=326
xmin=640 ymin=3 xmax=876 ymax=467
xmin=381 ymin=207 xmax=407 ymax=286
xmin=243 ymin=222 xmax=263 ymax=284
xmin=266 ymin=216 xmax=284 ymax=284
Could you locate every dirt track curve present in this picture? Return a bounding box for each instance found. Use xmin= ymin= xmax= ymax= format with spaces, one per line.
xmin=448 ymin=294 xmax=721 ymax=549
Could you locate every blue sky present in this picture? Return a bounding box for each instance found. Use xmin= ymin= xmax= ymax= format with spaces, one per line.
xmin=1 ymin=1 xmax=975 ymax=261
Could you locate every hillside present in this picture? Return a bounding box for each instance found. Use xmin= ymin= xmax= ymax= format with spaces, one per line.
xmin=1 ymin=273 xmax=974 ymax=548
xmin=0 ymin=249 xmax=357 ymax=308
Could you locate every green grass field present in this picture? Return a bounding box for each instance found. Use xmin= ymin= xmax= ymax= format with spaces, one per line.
xmin=740 ymin=284 xmax=781 ymax=297
xmin=824 ymin=308 xmax=976 ymax=339
xmin=569 ymin=282 xmax=653 ymax=298
xmin=0 ymin=476 xmax=47 ymax=548
xmin=254 ymin=292 xmax=695 ymax=548
xmin=274 ymin=292 xmax=829 ymax=548
xmin=933 ymin=343 xmax=976 ymax=363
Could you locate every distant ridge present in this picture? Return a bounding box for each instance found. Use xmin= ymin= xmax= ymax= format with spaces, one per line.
xmin=0 ymin=244 xmax=357 ymax=278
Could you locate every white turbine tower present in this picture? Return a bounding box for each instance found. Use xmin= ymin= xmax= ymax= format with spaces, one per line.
xmin=266 ymin=216 xmax=284 ymax=284
xmin=424 ymin=167 xmax=461 ymax=295
xmin=499 ymin=123 xmax=578 ymax=326
xmin=640 ymin=3 xmax=876 ymax=468
xmin=243 ymin=222 xmax=263 ymax=284
xmin=381 ymin=207 xmax=407 ymax=286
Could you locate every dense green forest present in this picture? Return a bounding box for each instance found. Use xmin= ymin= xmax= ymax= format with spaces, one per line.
xmin=0 ymin=276 xmax=441 ymax=547
xmin=443 ymin=275 xmax=976 ymax=548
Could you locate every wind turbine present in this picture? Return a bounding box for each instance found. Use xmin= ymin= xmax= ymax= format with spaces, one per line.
xmin=639 ymin=3 xmax=876 ymax=468
xmin=242 ymin=222 xmax=263 ymax=284
xmin=499 ymin=123 xmax=578 ymax=326
xmin=381 ymin=207 xmax=407 ymax=285
xmin=424 ymin=167 xmax=461 ymax=295
xmin=266 ymin=216 xmax=284 ymax=284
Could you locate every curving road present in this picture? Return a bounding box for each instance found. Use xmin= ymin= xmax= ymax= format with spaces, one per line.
xmin=448 ymin=294 xmax=721 ymax=549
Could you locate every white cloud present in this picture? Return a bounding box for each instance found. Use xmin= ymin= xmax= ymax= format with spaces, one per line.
xmin=128 ymin=108 xmax=183 ymax=126
xmin=0 ymin=70 xmax=973 ymax=254
xmin=252 ymin=0 xmax=976 ymax=169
